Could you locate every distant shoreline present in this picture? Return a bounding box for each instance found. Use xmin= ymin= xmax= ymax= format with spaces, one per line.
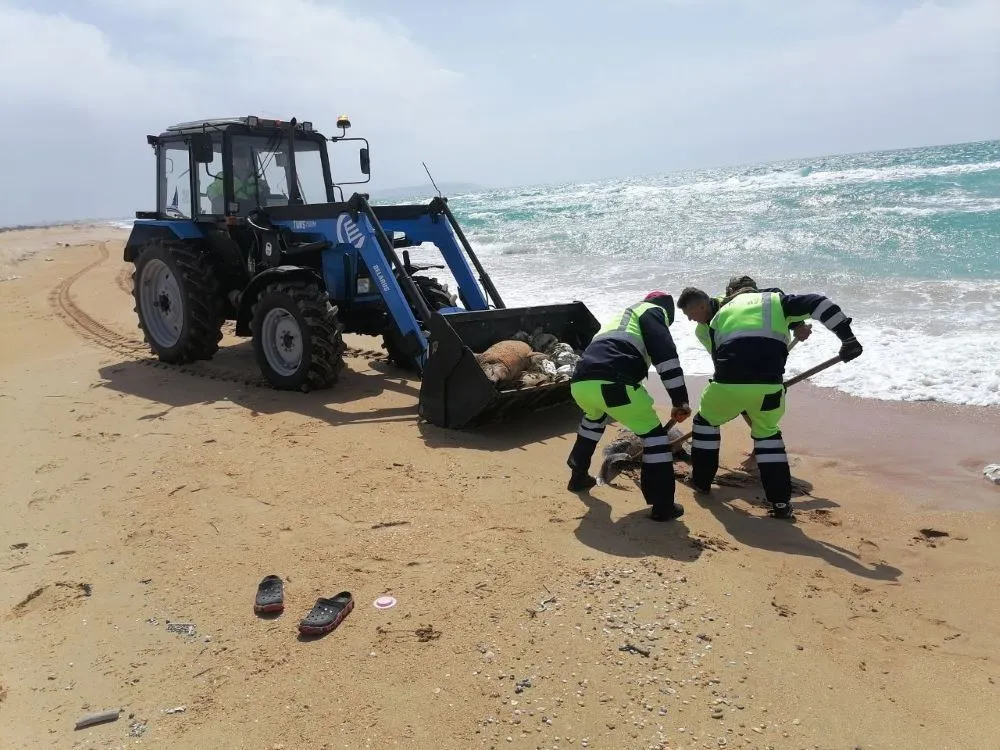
xmin=0 ymin=220 xmax=130 ymax=233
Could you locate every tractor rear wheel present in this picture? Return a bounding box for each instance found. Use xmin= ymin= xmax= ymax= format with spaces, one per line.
xmin=132 ymin=239 xmax=224 ymax=363
xmin=383 ymin=275 xmax=455 ymax=371
xmin=250 ymin=280 xmax=346 ymax=391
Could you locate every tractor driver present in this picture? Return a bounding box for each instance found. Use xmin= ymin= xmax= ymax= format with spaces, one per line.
xmin=206 ymin=145 xmax=268 ymax=213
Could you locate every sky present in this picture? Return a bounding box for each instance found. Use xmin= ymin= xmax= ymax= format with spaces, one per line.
xmin=0 ymin=0 xmax=997 ymax=225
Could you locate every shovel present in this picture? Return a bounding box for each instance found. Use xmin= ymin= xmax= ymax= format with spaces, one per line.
xmin=669 ymin=353 xmax=843 ymax=451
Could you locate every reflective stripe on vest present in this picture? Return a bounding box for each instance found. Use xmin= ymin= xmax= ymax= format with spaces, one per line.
xmin=590 ymin=302 xmax=655 ymax=362
xmin=711 ymin=291 xmax=789 ymax=348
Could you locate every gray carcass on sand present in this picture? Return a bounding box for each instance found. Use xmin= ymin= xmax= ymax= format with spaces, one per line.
xmin=599 ymin=425 xmax=692 ymax=485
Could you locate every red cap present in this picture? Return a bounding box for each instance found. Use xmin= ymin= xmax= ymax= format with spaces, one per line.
xmin=645 ymin=290 xmax=670 ymax=302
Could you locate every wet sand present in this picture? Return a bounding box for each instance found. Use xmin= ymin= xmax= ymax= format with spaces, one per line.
xmin=650 ymin=375 xmax=1000 ymax=511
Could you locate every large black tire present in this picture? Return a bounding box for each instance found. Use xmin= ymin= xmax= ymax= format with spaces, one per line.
xmin=132 ymin=238 xmax=225 ymax=363
xmin=383 ymin=275 xmax=455 ymax=371
xmin=250 ymin=280 xmax=346 ymax=392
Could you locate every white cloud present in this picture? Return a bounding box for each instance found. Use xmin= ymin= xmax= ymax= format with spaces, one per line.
xmin=0 ymin=6 xmax=198 ymax=116
xmin=0 ymin=0 xmax=485 ymax=224
xmin=82 ymin=0 xmax=477 ymax=148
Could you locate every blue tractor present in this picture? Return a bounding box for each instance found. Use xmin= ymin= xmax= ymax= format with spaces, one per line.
xmin=124 ymin=115 xmax=599 ymax=428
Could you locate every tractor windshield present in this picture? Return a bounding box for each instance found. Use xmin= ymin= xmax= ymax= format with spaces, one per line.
xmin=226 ymin=133 xmax=329 ymax=211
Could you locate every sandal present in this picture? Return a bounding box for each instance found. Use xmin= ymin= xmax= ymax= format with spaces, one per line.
xmin=298 ymin=591 xmax=354 ymax=636
xmin=254 ymin=575 xmax=284 ymax=615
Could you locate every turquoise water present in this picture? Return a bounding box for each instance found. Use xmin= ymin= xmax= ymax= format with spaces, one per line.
xmin=433 ymin=140 xmax=1000 ymax=407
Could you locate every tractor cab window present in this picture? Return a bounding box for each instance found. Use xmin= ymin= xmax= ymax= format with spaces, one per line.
xmin=292 ymin=140 xmax=330 ymax=204
xmin=159 ymin=142 xmax=192 ymax=219
xmin=195 ymin=137 xmax=225 ymax=216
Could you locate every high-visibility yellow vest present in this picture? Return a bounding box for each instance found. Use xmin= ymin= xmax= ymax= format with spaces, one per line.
xmin=591 ymin=300 xmax=665 ymax=365
xmin=700 ymin=291 xmax=812 ymax=354
xmin=207 ymin=174 xmax=257 ymax=200
xmin=710 ymin=291 xmax=790 ymax=348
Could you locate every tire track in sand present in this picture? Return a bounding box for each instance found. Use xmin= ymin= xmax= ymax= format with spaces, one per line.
xmin=49 ymin=242 xmax=148 ymax=358
xmin=115 ymin=265 xmax=133 ymax=296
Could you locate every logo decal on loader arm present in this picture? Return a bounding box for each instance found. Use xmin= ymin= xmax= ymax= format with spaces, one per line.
xmin=336 ymin=213 xmax=365 ymax=249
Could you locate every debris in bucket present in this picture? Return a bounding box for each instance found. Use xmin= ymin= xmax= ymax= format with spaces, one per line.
xmin=474 ymin=327 xmax=583 ymax=388
xmin=599 ymin=425 xmax=692 ymax=485
xmin=983 ymin=464 xmax=1000 ymax=484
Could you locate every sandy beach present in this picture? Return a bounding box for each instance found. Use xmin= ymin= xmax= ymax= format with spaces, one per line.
xmin=1 ymin=227 xmax=999 ymax=750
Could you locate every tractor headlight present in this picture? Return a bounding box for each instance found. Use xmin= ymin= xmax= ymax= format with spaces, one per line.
xmin=357 ymin=278 xmax=371 ymax=294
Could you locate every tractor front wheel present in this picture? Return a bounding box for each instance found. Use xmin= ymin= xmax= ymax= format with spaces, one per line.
xmin=132 ymin=239 xmax=224 ymax=363
xmin=250 ymin=280 xmax=346 ymax=391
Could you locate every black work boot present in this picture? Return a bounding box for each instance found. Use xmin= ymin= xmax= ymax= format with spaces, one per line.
xmin=687 ymin=474 xmax=712 ymax=494
xmin=566 ymin=430 xmax=600 ymax=493
xmin=754 ymin=431 xmax=793 ymax=519
xmin=769 ymin=500 xmax=794 ymax=519
xmin=567 ymin=471 xmax=597 ymax=492
xmin=650 ymin=502 xmax=685 ymax=522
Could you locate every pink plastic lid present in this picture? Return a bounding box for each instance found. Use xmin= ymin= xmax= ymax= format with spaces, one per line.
xmin=374 ymin=595 xmax=397 ymax=609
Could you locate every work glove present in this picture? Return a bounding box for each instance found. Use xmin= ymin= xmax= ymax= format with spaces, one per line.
xmin=839 ymin=336 xmax=863 ymax=362
xmin=670 ymin=404 xmax=692 ymax=423
xmin=791 ymin=322 xmax=813 ymax=342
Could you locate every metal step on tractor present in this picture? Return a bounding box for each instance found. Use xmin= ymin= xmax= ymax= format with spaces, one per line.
xmin=124 ymin=114 xmax=600 ymax=428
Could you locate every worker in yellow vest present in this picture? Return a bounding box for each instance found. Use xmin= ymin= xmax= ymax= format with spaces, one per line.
xmin=567 ymin=291 xmax=691 ymax=522
xmin=676 ymin=286 xmax=862 ymax=518
xmin=694 ymin=275 xmax=814 ymax=472
xmin=206 ymin=145 xmax=268 ymax=212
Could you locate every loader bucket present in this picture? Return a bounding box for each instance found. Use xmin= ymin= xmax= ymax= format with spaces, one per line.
xmin=418 ymin=302 xmax=601 ymax=429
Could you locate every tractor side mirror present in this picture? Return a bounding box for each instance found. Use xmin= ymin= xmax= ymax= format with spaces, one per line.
xmin=190 ymin=133 xmax=214 ymax=164
xmin=359 ymin=147 xmax=370 ymax=175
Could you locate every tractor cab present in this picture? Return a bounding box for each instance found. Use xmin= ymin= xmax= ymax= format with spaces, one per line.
xmin=144 ymin=116 xmax=369 ymax=222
